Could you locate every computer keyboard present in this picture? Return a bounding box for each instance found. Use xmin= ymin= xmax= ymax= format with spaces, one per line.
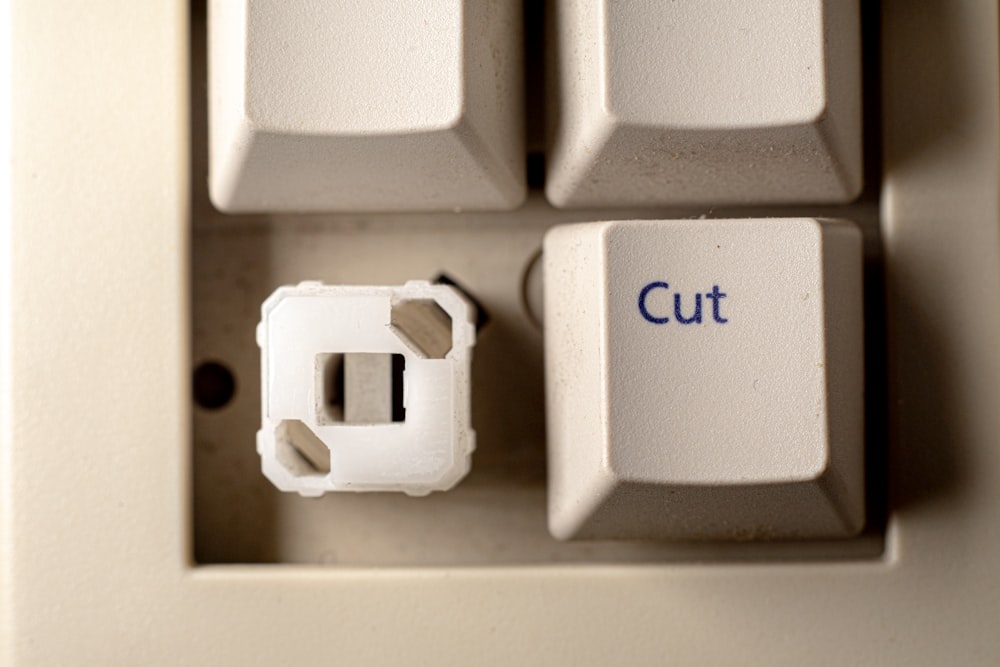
xmin=3 ymin=0 xmax=1000 ymax=664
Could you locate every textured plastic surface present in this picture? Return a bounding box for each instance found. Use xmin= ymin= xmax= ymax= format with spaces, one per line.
xmin=257 ymin=281 xmax=476 ymax=496
xmin=3 ymin=0 xmax=1000 ymax=665
xmin=544 ymin=218 xmax=864 ymax=540
xmin=546 ymin=0 xmax=863 ymax=207
xmin=208 ymin=0 xmax=525 ymax=212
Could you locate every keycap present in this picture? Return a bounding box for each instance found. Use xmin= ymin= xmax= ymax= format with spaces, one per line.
xmin=546 ymin=1 xmax=863 ymax=208
xmin=208 ymin=0 xmax=525 ymax=213
xmin=544 ymin=218 xmax=865 ymax=540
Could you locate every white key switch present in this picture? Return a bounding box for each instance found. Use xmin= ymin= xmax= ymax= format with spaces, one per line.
xmin=544 ymin=219 xmax=865 ymax=540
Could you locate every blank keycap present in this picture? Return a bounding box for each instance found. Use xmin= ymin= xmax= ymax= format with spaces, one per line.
xmin=209 ymin=0 xmax=525 ymax=213
xmin=546 ymin=1 xmax=863 ymax=208
xmin=544 ymin=218 xmax=865 ymax=540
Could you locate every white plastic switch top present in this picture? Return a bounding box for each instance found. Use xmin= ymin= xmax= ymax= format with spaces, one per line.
xmin=546 ymin=0 xmax=863 ymax=208
xmin=256 ymin=281 xmax=477 ymax=496
xmin=544 ymin=219 xmax=865 ymax=540
xmin=208 ymin=0 xmax=525 ymax=213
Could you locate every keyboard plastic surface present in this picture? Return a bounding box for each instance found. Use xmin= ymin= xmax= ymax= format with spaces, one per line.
xmin=3 ymin=1 xmax=1000 ymax=665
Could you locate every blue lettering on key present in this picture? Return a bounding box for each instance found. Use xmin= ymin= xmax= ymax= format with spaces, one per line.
xmin=638 ymin=281 xmax=729 ymax=325
xmin=638 ymin=281 xmax=671 ymax=324
xmin=706 ymin=284 xmax=728 ymax=323
xmin=673 ymin=293 xmax=702 ymax=324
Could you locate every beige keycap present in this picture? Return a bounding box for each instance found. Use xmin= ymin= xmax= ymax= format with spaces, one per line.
xmin=546 ymin=1 xmax=863 ymax=208
xmin=544 ymin=218 xmax=865 ymax=540
xmin=209 ymin=0 xmax=525 ymax=213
